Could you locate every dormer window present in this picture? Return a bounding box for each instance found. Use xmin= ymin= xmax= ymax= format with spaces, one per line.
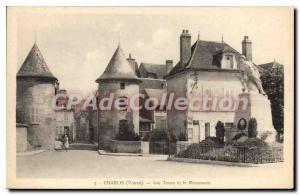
xmin=221 ymin=53 xmax=237 ymax=69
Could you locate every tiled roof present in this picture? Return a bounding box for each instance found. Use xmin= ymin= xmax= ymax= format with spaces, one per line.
xmin=167 ymin=40 xmax=243 ymax=77
xmin=17 ymin=43 xmax=57 ymax=80
xmin=139 ymin=78 xmax=166 ymax=91
xmin=139 ymin=63 xmax=167 ymax=79
xmin=96 ymin=44 xmax=140 ymax=82
xmin=144 ymin=88 xmax=166 ymax=100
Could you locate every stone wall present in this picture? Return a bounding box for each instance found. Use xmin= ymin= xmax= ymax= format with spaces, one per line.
xmin=110 ymin=140 xmax=144 ymax=153
xmin=16 ymin=78 xmax=56 ymax=149
xmin=167 ymin=73 xmax=188 ymax=138
xmin=98 ymin=80 xmax=140 ymax=149
xmin=16 ymin=124 xmax=28 ymax=152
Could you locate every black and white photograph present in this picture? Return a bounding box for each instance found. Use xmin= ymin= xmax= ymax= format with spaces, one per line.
xmin=6 ymin=6 xmax=294 ymax=189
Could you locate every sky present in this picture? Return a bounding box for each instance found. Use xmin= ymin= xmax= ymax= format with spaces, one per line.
xmin=10 ymin=7 xmax=293 ymax=96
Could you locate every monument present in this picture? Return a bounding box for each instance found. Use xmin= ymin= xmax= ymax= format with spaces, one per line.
xmin=232 ymin=56 xmax=276 ymax=143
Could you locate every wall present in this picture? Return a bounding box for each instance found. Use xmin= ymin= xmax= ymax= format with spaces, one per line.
xmin=16 ymin=78 xmax=56 ymax=149
xmin=98 ymin=80 xmax=140 ymax=149
xmin=16 ymin=124 xmax=28 ymax=152
xmin=167 ymin=73 xmax=188 ymax=138
xmin=186 ymin=70 xmax=243 ymax=143
xmin=110 ymin=140 xmax=142 ymax=153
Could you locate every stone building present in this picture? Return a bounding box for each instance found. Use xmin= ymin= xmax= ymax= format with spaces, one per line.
xmin=16 ymin=43 xmax=59 ymax=149
xmin=96 ymin=44 xmax=141 ymax=149
xmin=165 ymin=30 xmax=255 ymax=144
xmin=137 ymin=62 xmax=171 ymax=136
xmin=55 ymin=89 xmax=76 ymax=142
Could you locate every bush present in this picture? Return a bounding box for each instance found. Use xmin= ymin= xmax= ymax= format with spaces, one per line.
xmin=178 ymin=132 xmax=187 ymax=141
xmin=232 ymin=137 xmax=268 ymax=148
xmin=199 ymin=136 xmax=224 ymax=146
xmin=150 ymin=129 xmax=177 ymax=143
xmin=215 ymin=121 xmax=225 ymax=142
xmin=248 ymin=118 xmax=258 ymax=138
xmin=142 ymin=133 xmax=150 ymax=141
xmin=115 ymin=131 xmax=141 ymax=141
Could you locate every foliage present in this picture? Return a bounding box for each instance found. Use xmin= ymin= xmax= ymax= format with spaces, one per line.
xmin=215 ymin=121 xmax=225 ymax=142
xmin=142 ymin=133 xmax=150 ymax=141
xmin=248 ymin=118 xmax=258 ymax=138
xmin=115 ymin=130 xmax=141 ymax=141
xmin=150 ymin=129 xmax=177 ymax=143
xmin=199 ymin=136 xmax=224 ymax=146
xmin=260 ymin=64 xmax=284 ymax=134
xmin=227 ymin=133 xmax=248 ymax=145
xmin=231 ymin=137 xmax=269 ymax=149
xmin=178 ymin=132 xmax=187 ymax=141
xmin=176 ymin=139 xmax=281 ymax=163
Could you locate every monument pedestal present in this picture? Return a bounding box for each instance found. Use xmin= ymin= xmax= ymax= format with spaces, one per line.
xmin=232 ymin=92 xmax=276 ymax=143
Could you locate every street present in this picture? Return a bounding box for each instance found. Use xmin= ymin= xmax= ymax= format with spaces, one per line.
xmin=16 ymin=149 xmax=285 ymax=179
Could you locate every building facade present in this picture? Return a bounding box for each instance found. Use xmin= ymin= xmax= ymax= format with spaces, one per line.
xmin=96 ymin=44 xmax=141 ymax=149
xmin=166 ymin=30 xmax=254 ymax=144
xmin=16 ymin=43 xmax=59 ymax=149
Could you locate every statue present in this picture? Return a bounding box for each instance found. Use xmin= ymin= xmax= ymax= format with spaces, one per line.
xmin=239 ymin=56 xmax=266 ymax=95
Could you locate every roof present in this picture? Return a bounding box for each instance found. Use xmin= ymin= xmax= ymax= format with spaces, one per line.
xmin=144 ymin=88 xmax=166 ymax=101
xmin=127 ymin=58 xmax=140 ymax=77
xmin=259 ymin=61 xmax=284 ymax=70
xmin=17 ymin=43 xmax=57 ymax=80
xmin=167 ymin=40 xmax=243 ymax=77
xmin=139 ymin=63 xmax=167 ymax=79
xmin=96 ymin=44 xmax=140 ymax=82
xmin=139 ymin=78 xmax=166 ymax=91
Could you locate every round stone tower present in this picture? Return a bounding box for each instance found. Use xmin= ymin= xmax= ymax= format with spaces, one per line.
xmin=96 ymin=44 xmax=141 ymax=149
xmin=17 ymin=43 xmax=58 ymax=149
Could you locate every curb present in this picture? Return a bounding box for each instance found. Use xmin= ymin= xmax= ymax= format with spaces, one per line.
xmin=168 ymin=156 xmax=260 ymax=167
xmin=98 ymin=150 xmax=143 ymax=157
xmin=17 ymin=149 xmax=45 ymax=156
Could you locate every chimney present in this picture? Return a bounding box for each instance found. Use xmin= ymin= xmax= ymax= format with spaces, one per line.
xmin=127 ymin=53 xmax=137 ymax=72
xmin=180 ymin=29 xmax=191 ymax=64
xmin=242 ymin=36 xmax=252 ymax=61
xmin=166 ymin=60 xmax=173 ymax=74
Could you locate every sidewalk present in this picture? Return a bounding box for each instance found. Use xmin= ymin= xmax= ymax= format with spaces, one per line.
xmin=98 ymin=150 xmax=169 ymax=158
xmin=17 ymin=149 xmax=45 ymax=156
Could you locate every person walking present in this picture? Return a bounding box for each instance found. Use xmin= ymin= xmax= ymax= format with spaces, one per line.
xmin=63 ymin=134 xmax=69 ymax=151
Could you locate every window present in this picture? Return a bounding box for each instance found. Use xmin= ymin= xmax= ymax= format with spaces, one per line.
xmin=205 ymin=123 xmax=210 ymax=138
xmin=120 ymin=82 xmax=125 ymax=90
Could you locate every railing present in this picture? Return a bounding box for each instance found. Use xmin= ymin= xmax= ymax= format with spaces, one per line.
xmin=176 ymin=144 xmax=284 ymax=164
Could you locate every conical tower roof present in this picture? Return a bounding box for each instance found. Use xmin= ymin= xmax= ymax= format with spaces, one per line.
xmin=96 ymin=44 xmax=140 ymax=83
xmin=17 ymin=43 xmax=57 ymax=81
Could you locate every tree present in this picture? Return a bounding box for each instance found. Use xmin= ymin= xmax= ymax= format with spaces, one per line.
xmin=260 ymin=64 xmax=284 ymax=135
xmin=215 ymin=121 xmax=225 ymax=143
xmin=248 ymin=118 xmax=258 ymax=138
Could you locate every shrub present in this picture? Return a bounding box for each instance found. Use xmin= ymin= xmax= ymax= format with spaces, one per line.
xmin=178 ymin=132 xmax=187 ymax=141
xmin=142 ymin=133 xmax=150 ymax=141
xmin=115 ymin=131 xmax=141 ymax=141
xmin=200 ymin=136 xmax=224 ymax=146
xmin=248 ymin=118 xmax=258 ymax=138
xmin=150 ymin=129 xmax=177 ymax=143
xmin=215 ymin=121 xmax=225 ymax=142
xmin=232 ymin=137 xmax=268 ymax=148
